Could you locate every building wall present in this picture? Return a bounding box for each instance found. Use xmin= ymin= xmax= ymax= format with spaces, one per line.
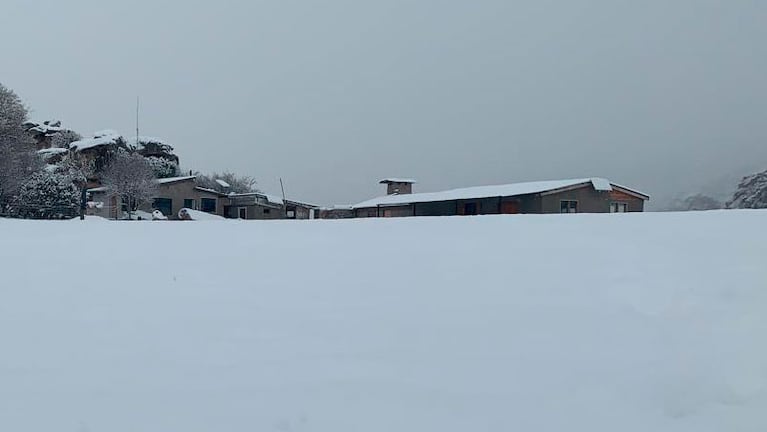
xmin=385 ymin=182 xmax=413 ymax=195
xmin=150 ymin=180 xmax=222 ymax=219
xmin=355 ymin=207 xmax=379 ymax=218
xmin=380 ymin=205 xmax=415 ymax=217
xmin=224 ymin=203 xmax=283 ymax=219
xmin=540 ymin=186 xmax=611 ymax=213
xmin=609 ymin=190 xmax=645 ymax=212
xmin=414 ymin=200 xmax=456 ymax=216
xmin=319 ymin=208 xmax=355 ymax=219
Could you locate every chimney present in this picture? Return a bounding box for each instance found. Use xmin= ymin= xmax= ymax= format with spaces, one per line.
xmin=379 ymin=178 xmax=416 ymax=195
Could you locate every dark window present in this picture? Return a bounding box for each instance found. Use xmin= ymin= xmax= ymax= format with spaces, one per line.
xmin=153 ymin=198 xmax=172 ymax=217
xmin=286 ymin=205 xmax=296 ymax=219
xmin=200 ymin=198 xmax=216 ymax=213
xmin=263 ymin=208 xmax=271 ymax=214
xmin=238 ymin=207 xmax=247 ymax=219
xmin=464 ymin=202 xmax=478 ymax=215
xmin=560 ymin=200 xmax=578 ymax=213
xmin=183 ymin=199 xmax=195 ymax=210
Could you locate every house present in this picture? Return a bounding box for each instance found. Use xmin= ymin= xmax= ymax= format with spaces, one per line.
xmin=223 ymin=192 xmax=317 ymax=220
xmin=87 ymin=175 xmax=225 ymax=220
xmin=150 ymin=176 xmax=223 ymax=218
xmin=352 ymin=177 xmax=649 ymax=217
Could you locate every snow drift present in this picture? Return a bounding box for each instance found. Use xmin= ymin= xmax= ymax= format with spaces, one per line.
xmin=1 ymin=210 xmax=765 ymax=432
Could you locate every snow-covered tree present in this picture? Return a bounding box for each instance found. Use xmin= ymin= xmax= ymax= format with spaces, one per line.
xmin=0 ymin=83 xmax=39 ymax=211
xmin=50 ymin=129 xmax=82 ymax=149
xmin=146 ymin=156 xmax=179 ymax=178
xmin=194 ymin=171 xmax=258 ymax=193
xmin=727 ymin=170 xmax=767 ymax=209
xmin=23 ymin=119 xmax=82 ymax=150
xmin=15 ymin=170 xmax=80 ymax=219
xmin=101 ymin=150 xmax=158 ymax=219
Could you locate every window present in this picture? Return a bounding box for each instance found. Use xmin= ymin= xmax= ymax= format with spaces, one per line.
xmin=263 ymin=208 xmax=271 ymax=215
xmin=464 ymin=202 xmax=478 ymax=215
xmin=200 ymin=198 xmax=216 ymax=213
xmin=610 ymin=202 xmax=628 ymax=213
xmin=238 ymin=207 xmax=247 ymax=219
xmin=153 ymin=198 xmax=172 ymax=217
xmin=367 ymin=210 xmax=377 ymax=217
xmin=560 ymin=200 xmax=578 ymax=213
xmin=286 ymin=205 xmax=297 ymax=219
xmin=183 ymin=199 xmax=196 ymax=210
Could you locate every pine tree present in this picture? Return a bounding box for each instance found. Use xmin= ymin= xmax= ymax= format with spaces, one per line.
xmin=727 ymin=170 xmax=767 ymax=209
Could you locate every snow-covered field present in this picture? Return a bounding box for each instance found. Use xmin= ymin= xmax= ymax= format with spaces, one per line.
xmin=1 ymin=211 xmax=766 ymax=432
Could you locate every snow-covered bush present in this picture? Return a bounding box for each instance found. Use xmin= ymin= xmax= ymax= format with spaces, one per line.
xmin=146 ymin=156 xmax=180 ymax=178
xmin=15 ymin=170 xmax=80 ymax=219
xmin=727 ymin=170 xmax=767 ymax=209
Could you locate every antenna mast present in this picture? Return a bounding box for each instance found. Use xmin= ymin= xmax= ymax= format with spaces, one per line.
xmin=135 ymin=96 xmax=140 ymax=144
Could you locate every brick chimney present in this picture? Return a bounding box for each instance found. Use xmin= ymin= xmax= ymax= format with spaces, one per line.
xmin=379 ymin=178 xmax=416 ymax=195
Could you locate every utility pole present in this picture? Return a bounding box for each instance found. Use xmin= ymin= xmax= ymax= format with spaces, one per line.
xmin=136 ymin=96 xmax=140 ymax=145
xmin=279 ymin=178 xmax=287 ymax=218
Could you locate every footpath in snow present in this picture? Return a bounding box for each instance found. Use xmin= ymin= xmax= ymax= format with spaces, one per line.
xmin=1 ymin=210 xmax=765 ymax=432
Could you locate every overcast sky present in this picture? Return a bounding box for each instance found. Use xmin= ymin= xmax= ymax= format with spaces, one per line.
xmin=3 ymin=0 xmax=766 ymax=207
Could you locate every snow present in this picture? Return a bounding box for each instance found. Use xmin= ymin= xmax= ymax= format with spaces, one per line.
xmin=178 ymin=207 xmax=226 ymax=220
xmin=68 ymin=215 xmax=109 ymax=222
xmin=152 ymin=210 xmax=169 ymax=220
xmin=215 ymin=179 xmax=231 ymax=188
xmin=264 ymin=193 xmax=284 ymax=205
xmin=591 ymin=177 xmax=614 ymax=191
xmin=69 ymin=130 xmax=122 ymax=151
xmin=1 ymin=210 xmax=766 ymax=432
xmin=380 ymin=177 xmax=417 ymax=184
xmin=36 ymin=147 xmax=68 ymax=156
xmin=157 ymin=175 xmax=196 ymax=184
xmin=355 ymin=177 xmax=635 ymax=208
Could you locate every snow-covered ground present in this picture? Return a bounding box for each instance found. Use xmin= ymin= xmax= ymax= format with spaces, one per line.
xmin=1 ymin=211 xmax=766 ymax=432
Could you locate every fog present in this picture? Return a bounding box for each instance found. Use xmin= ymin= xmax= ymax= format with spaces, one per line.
xmin=3 ymin=0 xmax=766 ymax=207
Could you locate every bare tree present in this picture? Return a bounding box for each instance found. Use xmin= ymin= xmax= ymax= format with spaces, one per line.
xmin=101 ymin=150 xmax=158 ymax=219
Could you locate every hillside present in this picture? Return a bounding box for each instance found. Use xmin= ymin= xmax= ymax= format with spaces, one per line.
xmin=1 ymin=211 xmax=766 ymax=431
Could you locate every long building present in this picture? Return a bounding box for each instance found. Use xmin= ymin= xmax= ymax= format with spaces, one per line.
xmin=352 ymin=178 xmax=649 ymax=218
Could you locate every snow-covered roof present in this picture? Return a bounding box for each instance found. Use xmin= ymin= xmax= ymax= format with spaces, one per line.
xmin=353 ymin=178 xmax=640 ymax=209
xmin=264 ymin=194 xmax=284 ymax=205
xmin=215 ymin=179 xmax=231 ymax=188
xmin=70 ymin=130 xmax=122 ymax=151
xmin=380 ymin=178 xmax=416 ymax=184
xmin=157 ymin=175 xmax=196 ymax=184
xmin=194 ymin=186 xmax=226 ymax=195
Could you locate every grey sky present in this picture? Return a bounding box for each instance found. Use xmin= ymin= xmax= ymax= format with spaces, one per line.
xmin=3 ymin=0 xmax=766 ymax=207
